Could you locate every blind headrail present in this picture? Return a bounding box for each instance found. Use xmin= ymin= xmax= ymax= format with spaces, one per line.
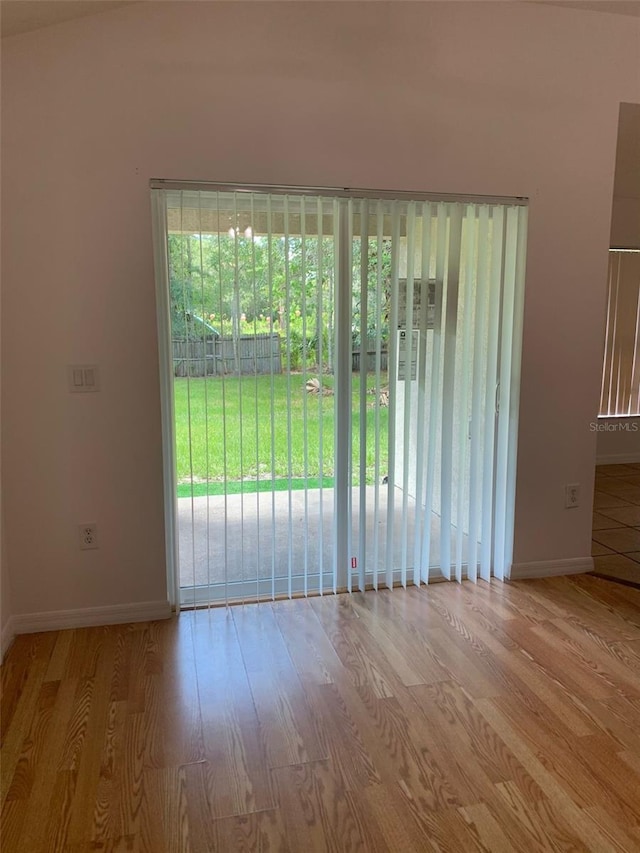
xmin=150 ymin=179 xmax=528 ymax=207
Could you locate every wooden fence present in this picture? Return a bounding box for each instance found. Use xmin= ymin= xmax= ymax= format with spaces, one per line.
xmin=351 ymin=337 xmax=389 ymax=372
xmin=173 ymin=334 xmax=388 ymax=377
xmin=173 ymin=334 xmax=282 ymax=377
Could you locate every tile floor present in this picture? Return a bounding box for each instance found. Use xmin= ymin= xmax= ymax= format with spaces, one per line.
xmin=592 ymin=463 xmax=640 ymax=586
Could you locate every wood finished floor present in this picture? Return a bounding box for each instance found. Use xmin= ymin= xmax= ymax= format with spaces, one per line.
xmin=2 ymin=574 xmax=640 ymax=852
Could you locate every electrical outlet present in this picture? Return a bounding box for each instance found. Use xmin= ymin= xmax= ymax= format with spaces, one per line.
xmin=565 ymin=483 xmax=580 ymax=509
xmin=79 ymin=523 xmax=98 ymax=550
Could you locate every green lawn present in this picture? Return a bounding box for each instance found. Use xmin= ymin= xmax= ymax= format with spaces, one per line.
xmin=174 ymin=373 xmax=389 ymax=495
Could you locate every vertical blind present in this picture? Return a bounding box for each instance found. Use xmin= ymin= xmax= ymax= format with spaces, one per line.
xmin=151 ymin=185 xmax=528 ymax=608
xmin=600 ymin=249 xmax=640 ymax=417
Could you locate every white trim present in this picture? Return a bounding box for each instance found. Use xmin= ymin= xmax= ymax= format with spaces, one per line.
xmin=1 ymin=616 xmax=16 ymax=660
xmin=179 ymin=565 xmax=476 ymax=606
xmin=9 ymin=600 xmax=171 ymax=636
xmin=596 ymin=452 xmax=640 ymax=465
xmin=155 ymin=186 xmax=528 ymax=605
xmin=508 ymin=557 xmax=593 ymax=580
xmin=151 ymin=191 xmax=180 ymax=607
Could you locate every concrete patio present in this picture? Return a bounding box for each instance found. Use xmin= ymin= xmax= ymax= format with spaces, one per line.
xmin=178 ymin=486 xmax=471 ymax=593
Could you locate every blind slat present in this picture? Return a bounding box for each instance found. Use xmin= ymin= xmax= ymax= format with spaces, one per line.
xmin=600 ymin=251 xmax=640 ymax=417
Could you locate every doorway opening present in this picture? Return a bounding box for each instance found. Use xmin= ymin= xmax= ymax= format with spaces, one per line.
xmin=151 ymin=184 xmax=528 ymax=607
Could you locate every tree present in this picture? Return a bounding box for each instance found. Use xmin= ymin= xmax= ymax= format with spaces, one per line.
xmin=167 ymin=228 xmax=390 ymax=369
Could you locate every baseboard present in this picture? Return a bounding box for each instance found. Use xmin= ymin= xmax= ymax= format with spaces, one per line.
xmin=596 ymin=452 xmax=640 ymax=465
xmin=508 ymin=557 xmax=593 ymax=580
xmin=10 ymin=600 xmax=172 ymax=636
xmin=1 ymin=616 xmax=16 ymax=661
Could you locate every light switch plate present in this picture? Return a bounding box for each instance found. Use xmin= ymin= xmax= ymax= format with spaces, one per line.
xmin=68 ymin=365 xmax=100 ymax=393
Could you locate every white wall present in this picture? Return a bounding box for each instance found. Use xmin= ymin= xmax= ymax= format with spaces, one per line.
xmin=610 ymin=102 xmax=640 ymax=250
xmin=2 ymin=1 xmax=639 ymax=619
xmin=0 ymin=257 xmax=12 ymax=651
xmin=1 ymin=514 xmax=11 ymax=655
xmin=596 ymin=419 xmax=640 ymax=464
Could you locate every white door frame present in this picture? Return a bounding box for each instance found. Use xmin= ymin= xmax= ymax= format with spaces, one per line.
xmin=151 ymin=181 xmax=528 ymax=607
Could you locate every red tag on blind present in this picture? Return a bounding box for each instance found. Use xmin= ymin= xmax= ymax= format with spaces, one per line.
xmin=351 ymin=557 xmax=357 ymax=569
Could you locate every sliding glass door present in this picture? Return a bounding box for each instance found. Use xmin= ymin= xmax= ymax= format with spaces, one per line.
xmin=151 ymin=184 xmax=528 ymax=607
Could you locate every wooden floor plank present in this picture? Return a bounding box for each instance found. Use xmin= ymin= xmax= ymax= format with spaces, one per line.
xmin=473 ymin=696 xmax=638 ymax=852
xmin=525 ymin=577 xmax=640 ymax=640
xmin=271 ymin=759 xmax=383 ymax=852
xmin=142 ymin=766 xmax=192 ymax=853
xmin=208 ymin=808 xmax=289 ymax=853
xmin=64 ymin=835 xmax=139 ymax=852
xmin=301 ymin=680 xmax=382 ymax=793
xmin=490 ymin=779 xmax=595 ymax=851
xmin=271 ymin=598 xmax=338 ymax=687
xmin=0 ymin=638 xmax=31 ymax=745
xmin=350 ymin=591 xmax=450 ymax=686
xmin=65 ymin=630 xmax=118 ymax=847
xmin=90 ymin=699 xmax=128 ymax=843
xmin=490 ymin=691 xmax=635 ymax=822
xmin=501 ymin=619 xmax=617 ymax=701
xmin=570 ymin=575 xmax=640 ymax=628
xmin=279 ymin=600 xmax=459 ymax=810
xmin=138 ymin=617 xmax=204 ymax=771
xmin=7 ymin=675 xmax=79 ymax=852
xmin=190 ymin=607 xmax=275 ymax=820
xmin=458 ymin=800 xmax=530 ymax=853
xmin=308 ymin=598 xmax=467 ymax=806
xmin=310 ymin=594 xmax=400 ymax=699
xmin=581 ymin=693 xmax=640 ymax=752
xmin=1 ymin=633 xmax=57 ymax=800
xmin=233 ymin=604 xmax=327 ymax=769
xmin=429 ymin=587 xmax=603 ymax=738
xmin=407 ymin=682 xmax=508 ymax=806
xmin=2 ymin=574 xmax=640 ymax=851
xmin=43 ymin=630 xmax=74 ymax=683
xmin=346 ymin=780 xmax=444 ymax=853
xmin=412 ymin=623 xmax=511 ymax=699
xmin=270 ymin=761 xmax=334 ymax=851
xmin=549 ymin=617 xmax=640 ymax=693
xmin=410 ymin=679 xmax=527 ymax=788
xmin=573 ymin=733 xmax=640 ymax=821
xmin=466 ymin=577 xmax=562 ymax=623
xmin=1 ymin=679 xmax=59 ymax=848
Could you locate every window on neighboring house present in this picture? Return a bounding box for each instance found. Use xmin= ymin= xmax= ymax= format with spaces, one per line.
xmin=599 ymin=249 xmax=640 ymax=417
